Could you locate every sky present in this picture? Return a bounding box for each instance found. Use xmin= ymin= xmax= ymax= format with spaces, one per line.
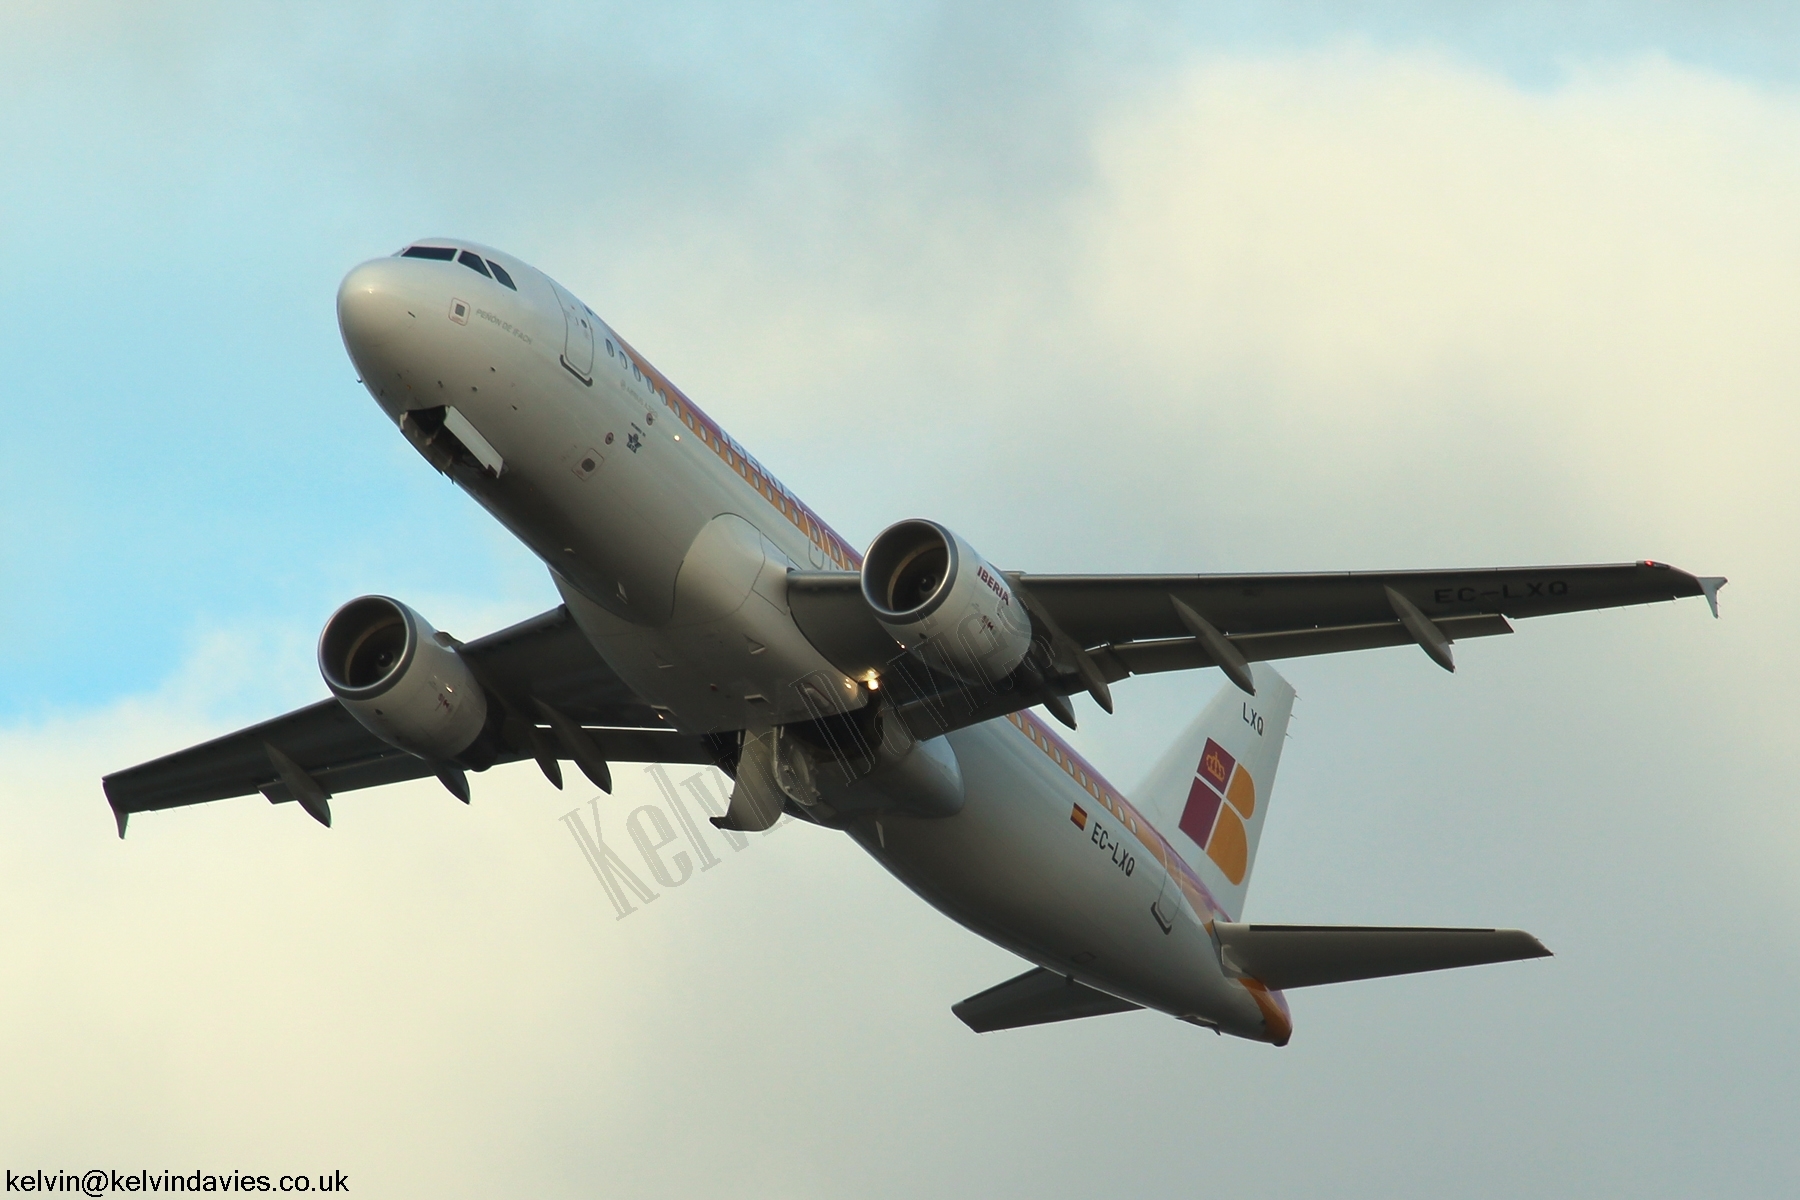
xmin=2 ymin=3 xmax=1798 ymax=1196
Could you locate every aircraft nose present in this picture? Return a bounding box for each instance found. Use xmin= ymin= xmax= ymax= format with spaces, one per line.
xmin=336 ymin=259 xmax=420 ymax=370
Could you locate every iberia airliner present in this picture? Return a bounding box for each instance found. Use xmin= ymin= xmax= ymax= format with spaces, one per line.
xmin=104 ymin=241 xmax=1725 ymax=1043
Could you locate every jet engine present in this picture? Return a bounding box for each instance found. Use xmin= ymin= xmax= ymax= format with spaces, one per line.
xmin=860 ymin=519 xmax=1032 ymax=685
xmin=318 ymin=595 xmax=489 ymax=763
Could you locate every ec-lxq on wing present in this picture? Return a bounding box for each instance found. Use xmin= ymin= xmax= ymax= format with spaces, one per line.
xmin=789 ymin=560 xmax=1723 ymax=734
xmin=101 ymin=605 xmax=714 ymax=835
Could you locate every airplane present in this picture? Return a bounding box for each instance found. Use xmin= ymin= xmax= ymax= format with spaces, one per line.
xmin=102 ymin=239 xmax=1726 ymax=1044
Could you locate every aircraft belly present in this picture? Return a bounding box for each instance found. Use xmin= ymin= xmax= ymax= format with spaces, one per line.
xmin=860 ymin=720 xmax=1266 ymax=1036
xmin=439 ymin=391 xmax=858 ymax=732
xmin=553 ymin=520 xmax=860 ymax=733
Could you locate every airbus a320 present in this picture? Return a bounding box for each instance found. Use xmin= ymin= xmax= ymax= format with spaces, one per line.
xmin=104 ymin=241 xmax=1725 ymax=1043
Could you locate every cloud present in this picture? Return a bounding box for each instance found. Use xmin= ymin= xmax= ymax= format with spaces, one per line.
xmin=0 ymin=665 xmax=1018 ymax=1195
xmin=590 ymin=45 xmax=1799 ymax=581
xmin=6 ymin=29 xmax=1800 ymax=1199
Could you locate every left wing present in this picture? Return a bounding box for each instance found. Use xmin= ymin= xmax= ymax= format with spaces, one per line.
xmin=102 ymin=605 xmax=712 ymax=834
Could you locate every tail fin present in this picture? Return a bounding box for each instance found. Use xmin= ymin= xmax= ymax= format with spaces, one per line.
xmin=1134 ymin=663 xmax=1296 ymax=921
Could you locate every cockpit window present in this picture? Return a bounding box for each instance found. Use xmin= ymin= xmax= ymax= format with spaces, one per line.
xmin=458 ymin=250 xmax=492 ymax=278
xmin=485 ymin=259 xmax=517 ymax=290
xmin=402 ymin=245 xmax=457 ymax=260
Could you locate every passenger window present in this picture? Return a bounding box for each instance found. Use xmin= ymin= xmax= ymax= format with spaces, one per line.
xmin=485 ymin=259 xmax=517 ymax=289
xmin=402 ymin=245 xmax=457 ymax=260
xmin=458 ymin=251 xmax=492 ymax=278
xmin=605 ymin=340 xmax=615 ymax=357
xmin=633 ymin=364 xmax=642 ymax=381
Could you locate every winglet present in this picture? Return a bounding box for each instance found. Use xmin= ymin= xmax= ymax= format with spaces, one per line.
xmin=1698 ymin=576 xmax=1727 ymax=619
xmin=110 ymin=798 xmax=129 ymax=839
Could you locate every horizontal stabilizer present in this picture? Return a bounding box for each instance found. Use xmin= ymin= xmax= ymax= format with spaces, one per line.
xmin=952 ymin=967 xmax=1142 ymax=1033
xmin=1213 ymin=923 xmax=1550 ymax=990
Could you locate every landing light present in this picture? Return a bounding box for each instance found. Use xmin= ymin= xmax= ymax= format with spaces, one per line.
xmin=864 ymin=672 xmax=881 ymax=691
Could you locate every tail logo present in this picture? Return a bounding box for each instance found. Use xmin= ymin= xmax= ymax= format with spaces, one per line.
xmin=1178 ymin=738 xmax=1257 ymax=885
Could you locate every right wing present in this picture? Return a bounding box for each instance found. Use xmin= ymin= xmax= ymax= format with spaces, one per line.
xmin=102 ymin=605 xmax=714 ymax=834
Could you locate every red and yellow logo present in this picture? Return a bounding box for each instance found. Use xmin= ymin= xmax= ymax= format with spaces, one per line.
xmin=1177 ymin=738 xmax=1257 ymax=884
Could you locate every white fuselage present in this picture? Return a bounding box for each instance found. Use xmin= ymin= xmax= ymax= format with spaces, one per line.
xmin=337 ymin=243 xmax=1288 ymax=1043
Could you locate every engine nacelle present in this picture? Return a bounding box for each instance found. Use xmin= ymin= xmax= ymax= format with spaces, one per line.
xmin=860 ymin=520 xmax=1032 ymax=685
xmin=318 ymin=595 xmax=488 ymax=763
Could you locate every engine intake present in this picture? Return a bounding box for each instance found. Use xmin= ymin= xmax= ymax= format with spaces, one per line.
xmin=861 ymin=520 xmax=1032 ymax=685
xmin=319 ymin=596 xmax=489 ymax=763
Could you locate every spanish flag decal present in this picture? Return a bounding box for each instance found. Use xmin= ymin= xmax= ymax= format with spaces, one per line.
xmin=1070 ymin=803 xmax=1088 ymax=831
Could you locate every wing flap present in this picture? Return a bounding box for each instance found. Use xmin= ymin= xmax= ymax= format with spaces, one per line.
xmin=1019 ymin=561 xmax=1711 ymax=648
xmin=581 ymin=727 xmax=720 ymax=766
xmin=458 ymin=605 xmax=663 ymax=727
xmin=249 ymin=727 xmax=717 ymax=808
xmin=1212 ymin=923 xmax=1551 ymax=990
xmin=1100 ymin=613 xmax=1514 ymax=678
xmin=951 ymin=967 xmax=1142 ymax=1033
xmin=105 ymin=699 xmax=398 ymax=815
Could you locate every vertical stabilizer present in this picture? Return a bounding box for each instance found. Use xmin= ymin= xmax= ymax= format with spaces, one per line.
xmin=1133 ymin=663 xmax=1296 ymax=921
